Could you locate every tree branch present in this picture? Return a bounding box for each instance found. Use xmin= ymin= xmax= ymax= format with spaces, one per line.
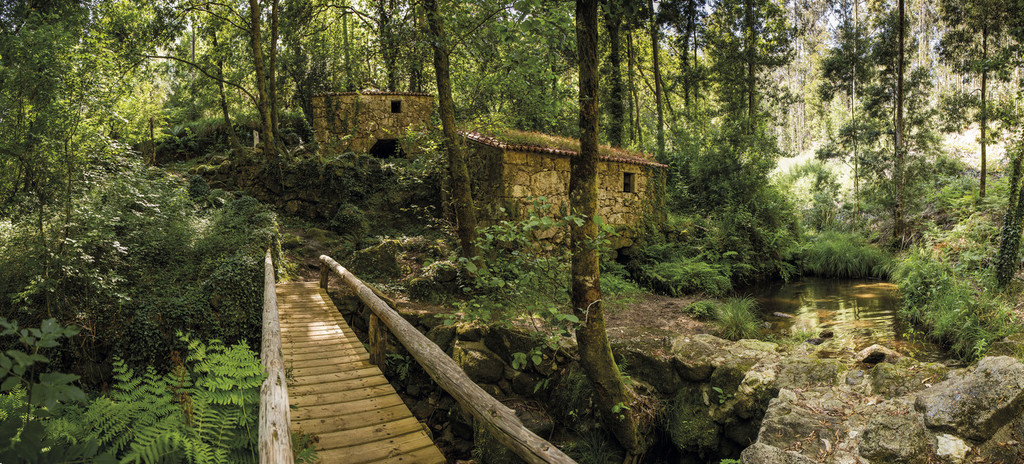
xmin=147 ymin=54 xmax=257 ymax=106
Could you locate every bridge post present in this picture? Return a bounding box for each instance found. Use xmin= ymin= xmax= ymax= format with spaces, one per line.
xmin=319 ymin=261 xmax=329 ymax=289
xmin=369 ymin=314 xmax=386 ymax=366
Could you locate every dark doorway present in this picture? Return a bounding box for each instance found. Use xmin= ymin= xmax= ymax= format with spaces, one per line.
xmin=369 ymin=138 xmax=403 ymax=158
xmin=391 ymin=100 xmax=402 ymax=113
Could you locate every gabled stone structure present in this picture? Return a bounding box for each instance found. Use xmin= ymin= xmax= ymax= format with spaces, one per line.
xmin=313 ymin=91 xmax=434 ymax=155
xmin=461 ymin=131 xmax=666 ymax=248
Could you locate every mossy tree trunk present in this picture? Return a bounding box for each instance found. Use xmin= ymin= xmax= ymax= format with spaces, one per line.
xmin=574 ymin=0 xmax=642 ymax=455
xmin=425 ymin=0 xmax=479 ymax=260
xmin=249 ymin=0 xmax=275 ymax=158
xmin=604 ymin=3 xmax=624 ymax=148
xmin=997 ymin=148 xmax=1024 ymax=287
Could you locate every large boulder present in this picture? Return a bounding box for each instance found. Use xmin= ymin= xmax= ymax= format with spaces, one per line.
xmin=452 ymin=341 xmax=505 ymax=384
xmin=740 ymin=443 xmax=817 ymax=464
xmin=669 ymin=334 xmax=779 ymax=382
xmin=914 ymin=356 xmax=1024 ymax=441
xmin=856 ymin=344 xmax=903 ymax=364
xmin=346 ymin=239 xmax=402 ymax=278
xmin=857 ymin=401 xmax=928 ymax=463
xmin=776 ymin=358 xmax=845 ymax=389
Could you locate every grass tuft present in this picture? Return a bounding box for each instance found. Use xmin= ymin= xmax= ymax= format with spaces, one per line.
xmin=800 ymin=231 xmax=891 ymax=279
xmin=715 ymin=297 xmax=763 ymax=341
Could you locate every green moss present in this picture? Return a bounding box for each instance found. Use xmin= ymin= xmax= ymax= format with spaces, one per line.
xmin=667 ymin=385 xmax=721 ymax=453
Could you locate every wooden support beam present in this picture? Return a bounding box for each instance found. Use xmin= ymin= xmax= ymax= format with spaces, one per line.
xmin=369 ymin=314 xmax=386 ymax=366
xmin=319 ymin=255 xmax=576 ymax=464
xmin=320 ymin=261 xmax=329 ymax=289
xmin=260 ymin=249 xmax=295 ymax=464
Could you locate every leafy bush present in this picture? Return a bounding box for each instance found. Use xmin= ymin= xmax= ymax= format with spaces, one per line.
xmin=330 ymin=202 xmax=368 ymax=240
xmin=892 ymin=248 xmax=1012 ymax=359
xmin=0 ymin=162 xmax=278 ymax=382
xmin=684 ymin=300 xmax=717 ymax=320
xmin=715 ymin=297 xmax=762 ymax=341
xmin=629 ymin=244 xmax=732 ymax=296
xmin=187 ymin=175 xmax=210 ymax=201
xmin=799 ymin=231 xmax=891 ymax=278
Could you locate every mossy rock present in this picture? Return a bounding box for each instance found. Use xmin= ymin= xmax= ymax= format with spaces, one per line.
xmin=610 ymin=337 xmax=682 ymax=394
xmin=776 ymin=358 xmax=845 ymax=389
xmin=667 ymin=384 xmax=721 ymax=454
xmin=346 ymin=239 xmax=402 ymax=278
xmin=869 ymin=358 xmax=949 ymax=398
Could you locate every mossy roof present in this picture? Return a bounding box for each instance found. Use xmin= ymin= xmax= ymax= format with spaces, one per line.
xmin=460 ymin=129 xmax=667 ymax=168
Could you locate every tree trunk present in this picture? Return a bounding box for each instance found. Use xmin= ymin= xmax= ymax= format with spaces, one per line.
xmin=997 ymin=150 xmax=1024 ymax=287
xmin=574 ymin=0 xmax=642 ymax=455
xmin=379 ymin=0 xmax=398 ymax=91
xmin=894 ymin=0 xmax=905 ymax=242
xmin=424 ymin=0 xmax=479 ymax=260
xmin=745 ymin=0 xmax=756 ymax=133
xmin=980 ymin=24 xmax=988 ymax=199
xmin=249 ymin=0 xmax=275 ymax=157
xmin=269 ymin=0 xmax=281 ymax=152
xmin=627 ymin=32 xmax=642 ymax=145
xmin=852 ymin=0 xmax=859 ymax=220
xmin=213 ymin=29 xmax=240 ymax=150
xmin=649 ymin=0 xmax=665 ymax=162
xmin=604 ymin=6 xmax=624 ymax=147
xmin=343 ymin=0 xmax=352 ymax=90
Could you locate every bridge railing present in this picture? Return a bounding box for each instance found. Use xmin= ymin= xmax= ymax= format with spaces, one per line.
xmin=259 ymin=249 xmax=294 ymax=464
xmin=319 ymin=254 xmax=576 ymax=464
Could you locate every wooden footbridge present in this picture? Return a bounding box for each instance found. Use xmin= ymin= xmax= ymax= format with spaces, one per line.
xmin=257 ymin=250 xmax=576 ymax=464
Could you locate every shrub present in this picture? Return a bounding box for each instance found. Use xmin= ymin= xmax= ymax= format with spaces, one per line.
xmin=330 ymin=203 xmax=368 ymax=240
xmin=715 ymin=297 xmax=762 ymax=341
xmin=631 ymin=251 xmax=732 ymax=297
xmin=187 ymin=175 xmax=210 ymax=201
xmin=684 ymin=300 xmax=717 ymax=320
xmin=892 ymin=248 xmax=1012 ymax=359
xmin=799 ymin=231 xmax=891 ymax=279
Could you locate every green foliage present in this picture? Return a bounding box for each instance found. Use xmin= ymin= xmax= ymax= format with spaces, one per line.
xmin=564 ymin=428 xmax=623 ymax=464
xmin=330 ymin=203 xmax=369 ymax=241
xmin=893 ymin=248 xmax=1013 ymax=360
xmin=799 ymin=231 xmax=891 ymax=278
xmin=715 ymin=297 xmax=763 ymax=341
xmin=0 ymin=162 xmax=278 ymax=382
xmin=188 ymin=175 xmax=212 ymax=202
xmin=0 ymin=317 xmax=114 ymax=463
xmin=683 ymin=300 xmax=718 ymax=321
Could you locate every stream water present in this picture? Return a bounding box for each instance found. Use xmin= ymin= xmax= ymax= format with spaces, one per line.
xmin=748 ymin=277 xmax=949 ymax=362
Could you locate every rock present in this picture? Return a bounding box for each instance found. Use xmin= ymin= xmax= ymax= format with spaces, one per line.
xmin=426 ymin=325 xmax=456 ymax=353
xmin=846 ymin=369 xmax=865 ymax=386
xmin=347 ymin=239 xmax=402 ymax=277
xmin=777 ymin=358 xmax=844 ymax=389
xmin=856 ymin=344 xmax=903 ymax=364
xmin=452 ymin=342 xmax=505 ymax=384
xmin=669 ymin=334 xmax=778 ymax=382
xmin=482 ymin=326 xmax=538 ymax=364
xmin=740 ymin=443 xmax=817 ymax=464
xmin=516 ymin=408 xmax=554 ymax=437
xmin=986 ymin=333 xmax=1024 ymax=358
xmin=805 ymin=338 xmax=825 ymax=345
xmin=870 ymin=360 xmax=948 ymax=398
xmin=610 ymin=337 xmax=681 ymax=394
xmin=772 ymin=312 xmax=794 ymax=318
xmin=934 ymin=433 xmax=970 ymax=463
xmin=915 ymin=356 xmax=1024 ymax=441
xmin=857 ymin=406 xmax=928 ymax=463
xmin=819 ymin=329 xmax=835 ymax=338
xmin=457 ymin=324 xmax=484 ymax=342
xmin=666 ymin=384 xmax=721 ymax=454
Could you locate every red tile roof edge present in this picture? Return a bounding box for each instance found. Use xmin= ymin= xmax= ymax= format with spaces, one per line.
xmin=315 ymin=90 xmax=434 ymax=97
xmin=459 ymin=131 xmax=667 ymax=168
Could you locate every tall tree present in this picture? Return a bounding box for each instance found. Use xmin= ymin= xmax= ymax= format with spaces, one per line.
xmin=649 ymin=0 xmax=666 ymax=161
xmin=939 ymin=0 xmax=1012 ymax=199
xmin=894 ymin=0 xmax=905 ymax=241
xmin=424 ymin=0 xmax=479 ymax=260
xmin=249 ymin=0 xmax=275 ymax=157
xmin=573 ymin=0 xmax=642 ymax=455
xmin=602 ymin=0 xmax=625 ymax=147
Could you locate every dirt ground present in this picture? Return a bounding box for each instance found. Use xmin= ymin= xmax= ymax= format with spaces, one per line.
xmin=604 ymin=293 xmax=712 ymax=339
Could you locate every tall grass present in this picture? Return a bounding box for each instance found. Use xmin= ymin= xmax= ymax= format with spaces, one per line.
xmin=892 ymin=248 xmax=1013 ymax=359
xmin=716 ymin=297 xmax=762 ymax=341
xmin=800 ymin=231 xmax=891 ymax=279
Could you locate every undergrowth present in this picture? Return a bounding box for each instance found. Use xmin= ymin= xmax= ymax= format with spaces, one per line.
xmin=799 ymin=231 xmax=891 ymax=278
xmin=715 ymin=297 xmax=763 ymax=341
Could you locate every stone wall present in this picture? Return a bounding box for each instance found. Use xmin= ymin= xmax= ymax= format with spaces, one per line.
xmin=465 ymin=138 xmax=661 ymax=248
xmin=312 ymin=92 xmax=434 ymax=153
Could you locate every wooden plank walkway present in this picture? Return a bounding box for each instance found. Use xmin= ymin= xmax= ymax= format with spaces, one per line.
xmin=276 ymin=281 xmax=446 ymax=464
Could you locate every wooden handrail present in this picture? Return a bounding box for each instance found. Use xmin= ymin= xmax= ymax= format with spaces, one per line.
xmin=260 ymin=249 xmax=294 ymax=464
xmin=319 ymin=254 xmax=576 ymax=464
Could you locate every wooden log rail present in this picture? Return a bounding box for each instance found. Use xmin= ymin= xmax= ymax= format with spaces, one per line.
xmin=318 ymin=255 xmax=576 ymax=464
xmin=260 ymin=249 xmax=295 ymax=464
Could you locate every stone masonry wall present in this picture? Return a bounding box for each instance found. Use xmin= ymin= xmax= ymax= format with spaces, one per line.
xmin=313 ymin=92 xmax=434 ymax=153
xmin=498 ymin=148 xmax=652 ymax=247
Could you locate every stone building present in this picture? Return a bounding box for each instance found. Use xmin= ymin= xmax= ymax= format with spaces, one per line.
xmin=312 ymin=90 xmax=434 ymax=155
xmin=461 ymin=131 xmax=666 ymax=248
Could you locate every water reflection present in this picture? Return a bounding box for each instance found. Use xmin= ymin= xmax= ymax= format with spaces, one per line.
xmin=747 ymin=278 xmax=947 ymax=361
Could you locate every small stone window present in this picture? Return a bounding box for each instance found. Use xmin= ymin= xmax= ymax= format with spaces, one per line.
xmin=623 ymin=172 xmax=636 ymax=193
xmin=391 ymin=100 xmax=402 ymax=113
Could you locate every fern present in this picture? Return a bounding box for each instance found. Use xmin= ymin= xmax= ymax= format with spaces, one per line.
xmin=67 ymin=337 xmax=266 ymax=464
